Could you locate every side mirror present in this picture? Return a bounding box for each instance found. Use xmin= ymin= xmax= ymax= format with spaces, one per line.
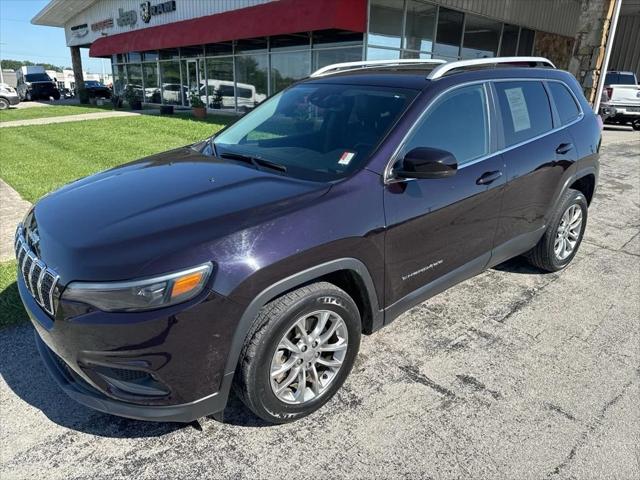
xmin=394 ymin=147 xmax=458 ymax=180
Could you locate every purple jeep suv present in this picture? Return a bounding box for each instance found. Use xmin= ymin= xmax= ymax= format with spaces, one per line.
xmin=16 ymin=57 xmax=600 ymax=424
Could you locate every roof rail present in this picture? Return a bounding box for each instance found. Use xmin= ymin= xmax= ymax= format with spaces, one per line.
xmin=427 ymin=56 xmax=556 ymax=80
xmin=310 ymin=59 xmax=446 ymax=78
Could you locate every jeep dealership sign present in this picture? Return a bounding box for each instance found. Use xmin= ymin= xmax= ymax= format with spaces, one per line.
xmin=64 ymin=0 xmax=265 ymax=47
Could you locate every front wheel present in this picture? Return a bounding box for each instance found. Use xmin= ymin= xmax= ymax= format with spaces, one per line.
xmin=632 ymin=119 xmax=640 ymax=131
xmin=525 ymin=188 xmax=588 ymax=272
xmin=234 ymin=282 xmax=361 ymax=423
xmin=0 ymin=98 xmax=9 ymax=110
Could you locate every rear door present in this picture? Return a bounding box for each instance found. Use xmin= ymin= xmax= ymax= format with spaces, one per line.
xmin=383 ymin=82 xmax=505 ymax=312
xmin=491 ymin=79 xmax=578 ymax=255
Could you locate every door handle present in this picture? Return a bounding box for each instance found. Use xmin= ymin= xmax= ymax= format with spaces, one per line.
xmin=476 ymin=170 xmax=503 ymax=185
xmin=556 ymin=143 xmax=574 ymax=155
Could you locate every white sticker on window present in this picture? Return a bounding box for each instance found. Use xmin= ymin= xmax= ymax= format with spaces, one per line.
xmin=338 ymin=151 xmax=356 ymax=166
xmin=504 ymin=87 xmax=531 ymax=132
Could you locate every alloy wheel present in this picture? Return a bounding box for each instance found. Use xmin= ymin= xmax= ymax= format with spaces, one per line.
xmin=270 ymin=310 xmax=348 ymax=405
xmin=554 ymin=204 xmax=583 ymax=260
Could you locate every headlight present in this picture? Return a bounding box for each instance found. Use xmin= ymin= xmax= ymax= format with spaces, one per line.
xmin=62 ymin=263 xmax=213 ymax=312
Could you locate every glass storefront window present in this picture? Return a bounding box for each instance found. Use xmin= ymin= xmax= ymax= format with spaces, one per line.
xmin=401 ymin=50 xmax=432 ymax=59
xmin=404 ymin=1 xmax=436 ymax=52
xmin=271 ymin=34 xmax=310 ymax=51
xmin=204 ymin=57 xmax=234 ymax=110
xmin=114 ymin=64 xmax=126 ymax=96
xmin=461 ymin=14 xmax=501 ymax=59
xmin=159 ymin=49 xmax=180 ymax=60
xmin=313 ymin=31 xmax=363 ymax=47
xmin=313 ymin=47 xmax=363 ymax=70
xmin=126 ymin=64 xmax=143 ymax=100
xmin=236 ymin=38 xmax=268 ymax=53
xmin=366 ymin=47 xmax=401 ymax=61
xmin=518 ymin=28 xmax=535 ymax=55
xmin=271 ymin=50 xmax=311 ymax=93
xmin=206 ymin=42 xmax=233 ymax=56
xmin=500 ymin=24 xmax=519 ymax=56
xmin=159 ymin=61 xmax=183 ymax=105
xmin=181 ymin=46 xmax=204 ymax=58
xmin=368 ymin=0 xmax=404 ymax=49
xmin=434 ymin=8 xmax=464 ymax=59
xmin=142 ymin=63 xmax=161 ymax=103
xmin=142 ymin=51 xmax=159 ymax=62
xmin=235 ymin=54 xmax=269 ymax=111
xmin=128 ymin=52 xmax=142 ymax=62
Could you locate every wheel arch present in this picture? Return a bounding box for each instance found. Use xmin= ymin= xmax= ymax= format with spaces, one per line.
xmin=569 ymin=173 xmax=596 ymax=205
xmin=222 ymin=258 xmax=382 ymax=378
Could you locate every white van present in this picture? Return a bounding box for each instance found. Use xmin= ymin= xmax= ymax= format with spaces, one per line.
xmin=199 ymin=79 xmax=266 ymax=111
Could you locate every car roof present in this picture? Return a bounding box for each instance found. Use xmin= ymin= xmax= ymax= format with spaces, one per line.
xmin=302 ymin=64 xmax=573 ymax=90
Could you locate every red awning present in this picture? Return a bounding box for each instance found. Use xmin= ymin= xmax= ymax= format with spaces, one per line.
xmin=90 ymin=0 xmax=367 ymax=57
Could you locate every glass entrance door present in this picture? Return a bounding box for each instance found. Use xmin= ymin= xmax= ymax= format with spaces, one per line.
xmin=186 ymin=60 xmax=201 ymax=107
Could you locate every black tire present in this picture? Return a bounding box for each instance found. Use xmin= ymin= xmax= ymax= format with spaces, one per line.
xmin=0 ymin=98 xmax=9 ymax=110
xmin=233 ymin=281 xmax=361 ymax=424
xmin=525 ymin=188 xmax=588 ymax=272
xmin=52 ymin=91 xmax=60 ymax=100
xmin=632 ymin=120 xmax=640 ymax=131
xmin=25 ymin=91 xmax=32 ymax=101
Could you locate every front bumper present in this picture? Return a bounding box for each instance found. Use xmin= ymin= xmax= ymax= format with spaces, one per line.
xmin=19 ymin=274 xmax=241 ymax=422
xmin=1 ymin=93 xmax=20 ymax=105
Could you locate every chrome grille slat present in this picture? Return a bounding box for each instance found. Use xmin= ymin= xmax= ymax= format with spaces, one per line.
xmin=14 ymin=225 xmax=58 ymax=317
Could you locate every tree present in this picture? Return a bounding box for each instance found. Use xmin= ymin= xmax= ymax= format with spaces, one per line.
xmin=0 ymin=59 xmax=66 ymax=72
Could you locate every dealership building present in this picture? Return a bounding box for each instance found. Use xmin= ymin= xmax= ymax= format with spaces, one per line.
xmin=32 ymin=0 xmax=639 ymax=112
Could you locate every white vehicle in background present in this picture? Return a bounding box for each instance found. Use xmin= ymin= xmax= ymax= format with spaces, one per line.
xmin=199 ymin=79 xmax=266 ymax=111
xmin=600 ymin=71 xmax=640 ymax=131
xmin=0 ymin=83 xmax=20 ymax=109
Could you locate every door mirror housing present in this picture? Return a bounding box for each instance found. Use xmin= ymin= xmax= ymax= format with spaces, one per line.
xmin=394 ymin=147 xmax=458 ymax=180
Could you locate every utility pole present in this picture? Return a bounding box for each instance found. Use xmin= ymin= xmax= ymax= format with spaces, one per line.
xmin=0 ymin=43 xmax=5 ymax=84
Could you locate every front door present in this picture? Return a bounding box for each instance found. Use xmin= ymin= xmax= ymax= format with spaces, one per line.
xmin=384 ymin=83 xmax=505 ymax=314
xmin=186 ymin=60 xmax=201 ymax=107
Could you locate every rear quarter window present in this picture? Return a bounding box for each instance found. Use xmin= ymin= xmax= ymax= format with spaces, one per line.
xmin=548 ymin=82 xmax=581 ymax=125
xmin=494 ymin=81 xmax=553 ymax=147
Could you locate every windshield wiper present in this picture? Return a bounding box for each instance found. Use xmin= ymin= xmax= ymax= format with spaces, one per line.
xmin=220 ymin=152 xmax=287 ymax=173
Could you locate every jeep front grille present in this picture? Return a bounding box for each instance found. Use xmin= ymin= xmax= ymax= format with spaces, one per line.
xmin=15 ymin=227 xmax=59 ymax=316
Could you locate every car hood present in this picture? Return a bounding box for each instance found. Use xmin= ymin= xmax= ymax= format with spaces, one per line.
xmin=33 ymin=146 xmax=330 ymax=281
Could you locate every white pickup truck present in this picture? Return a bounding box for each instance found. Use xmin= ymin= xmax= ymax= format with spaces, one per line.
xmin=600 ymin=71 xmax=640 ymax=130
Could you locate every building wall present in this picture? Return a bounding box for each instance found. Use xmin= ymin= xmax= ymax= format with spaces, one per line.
xmin=533 ymin=31 xmax=575 ymax=70
xmin=64 ymin=0 xmax=273 ymax=47
xmin=609 ymin=14 xmax=640 ymax=77
xmin=437 ymin=0 xmax=581 ymax=37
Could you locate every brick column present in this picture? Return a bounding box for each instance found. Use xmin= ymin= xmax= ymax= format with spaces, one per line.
xmin=70 ymin=46 xmax=88 ymax=104
xmin=569 ymin=0 xmax=617 ymax=105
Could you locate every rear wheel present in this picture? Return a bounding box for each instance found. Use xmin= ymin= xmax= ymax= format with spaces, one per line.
xmin=234 ymin=282 xmax=361 ymax=423
xmin=632 ymin=119 xmax=640 ymax=131
xmin=525 ymin=189 xmax=588 ymax=272
xmin=0 ymin=98 xmax=9 ymax=110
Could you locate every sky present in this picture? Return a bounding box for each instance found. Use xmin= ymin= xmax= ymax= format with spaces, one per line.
xmin=0 ymin=0 xmax=112 ymax=74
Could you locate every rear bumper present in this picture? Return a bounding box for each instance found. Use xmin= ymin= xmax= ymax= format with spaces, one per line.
xmin=600 ymin=103 xmax=640 ymax=120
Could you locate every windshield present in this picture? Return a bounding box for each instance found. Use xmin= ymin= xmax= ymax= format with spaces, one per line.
xmin=212 ymin=83 xmax=417 ymax=181
xmin=25 ymin=73 xmax=52 ymax=82
xmin=85 ymin=81 xmax=104 ymax=87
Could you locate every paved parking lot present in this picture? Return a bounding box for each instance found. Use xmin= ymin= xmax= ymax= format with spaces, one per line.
xmin=1 ymin=128 xmax=638 ymax=480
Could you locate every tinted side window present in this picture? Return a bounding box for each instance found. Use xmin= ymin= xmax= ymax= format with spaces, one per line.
xmin=494 ymin=81 xmax=552 ymax=146
xmin=402 ymin=84 xmax=489 ymax=165
xmin=548 ymin=82 xmax=581 ymax=125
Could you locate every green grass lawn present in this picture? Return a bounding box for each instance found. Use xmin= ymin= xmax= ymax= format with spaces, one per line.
xmin=0 ymin=113 xmax=233 ymax=328
xmin=0 ymin=113 xmax=233 ymax=202
xmin=0 ymin=261 xmax=26 ymax=329
xmin=0 ymin=104 xmax=115 ymax=122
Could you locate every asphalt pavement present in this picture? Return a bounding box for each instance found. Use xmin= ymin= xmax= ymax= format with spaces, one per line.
xmin=0 ymin=127 xmax=638 ymax=480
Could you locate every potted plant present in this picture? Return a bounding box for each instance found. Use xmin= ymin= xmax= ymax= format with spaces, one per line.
xmin=123 ymin=85 xmax=142 ymax=110
xmin=190 ymin=92 xmax=206 ymax=119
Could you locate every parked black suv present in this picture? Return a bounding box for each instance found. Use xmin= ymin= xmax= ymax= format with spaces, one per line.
xmin=17 ymin=57 xmax=600 ymax=424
